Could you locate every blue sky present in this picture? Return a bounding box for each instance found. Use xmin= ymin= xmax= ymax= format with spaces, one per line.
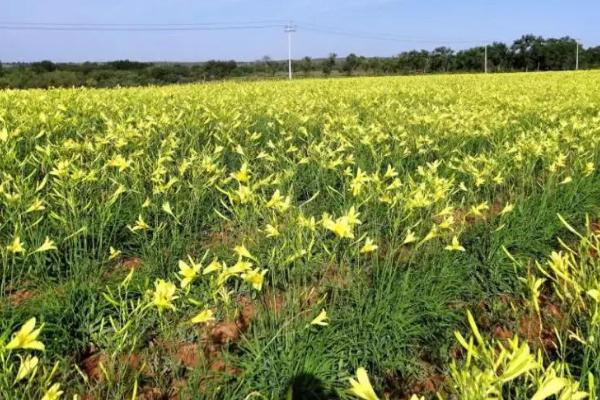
xmin=2 ymin=0 xmax=598 ymax=62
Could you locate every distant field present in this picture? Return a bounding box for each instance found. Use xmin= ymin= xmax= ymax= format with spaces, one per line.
xmin=1 ymin=72 xmax=600 ymax=399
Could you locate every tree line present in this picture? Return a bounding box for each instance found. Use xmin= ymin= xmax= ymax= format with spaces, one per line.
xmin=1 ymin=34 xmax=599 ymax=89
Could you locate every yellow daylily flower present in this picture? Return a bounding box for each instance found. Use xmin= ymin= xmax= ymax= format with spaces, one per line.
xmin=421 ymin=226 xmax=438 ymax=243
xmin=15 ymin=355 xmax=38 ymax=382
xmin=348 ymin=368 xmax=379 ymax=400
xmin=235 ymin=184 xmax=253 ymax=204
xmin=445 ymin=236 xmax=466 ymax=252
xmin=6 ymin=318 xmax=45 ymax=351
xmin=33 ymin=237 xmax=57 ymax=253
xmin=469 ymin=201 xmax=489 ymax=217
xmin=385 ymin=178 xmax=402 ymax=191
xmin=106 ymin=154 xmax=131 ymax=172
xmin=227 ymin=259 xmax=253 ymax=275
xmin=500 ymin=202 xmax=514 ymax=215
xmin=559 ymin=176 xmax=572 ymax=185
xmin=402 ymin=230 xmax=417 ymax=245
xmin=531 ymin=377 xmax=567 ymax=400
xmin=231 ymin=162 xmax=251 ymax=183
xmin=6 ymin=236 xmax=26 ymax=254
xmin=266 ymin=189 xmax=291 ymax=212
xmin=492 ymin=173 xmax=504 ymax=185
xmin=108 ymin=246 xmax=122 ymax=260
xmin=161 ymin=201 xmax=176 ymax=218
xmin=310 ymin=309 xmax=329 ymax=326
xmin=41 ymin=383 xmax=63 ymax=400
xmin=350 ymin=168 xmax=370 ymax=196
xmin=345 ymin=207 xmax=362 ymax=226
xmin=323 ymin=215 xmax=354 ymax=239
xmin=25 ymin=198 xmax=45 ymax=213
xmin=129 ymin=215 xmax=150 ymax=232
xmin=264 ymin=224 xmax=280 ymax=237
xmin=191 ymin=309 xmax=215 ymax=325
xmin=360 ymin=237 xmax=379 ymax=254
xmin=241 ymin=268 xmax=267 ymax=291
xmin=587 ymin=289 xmax=600 ymax=302
xmin=584 ymin=161 xmax=595 ymax=176
xmin=178 ymin=257 xmax=201 ymax=288
xmin=438 ymin=215 xmax=455 ymax=230
xmin=151 ymin=279 xmax=178 ymax=311
xmin=234 ymin=244 xmax=256 ymax=260
xmin=383 ymin=164 xmax=398 ymax=179
xmin=203 ymin=259 xmax=223 ymax=275
xmin=436 ymin=206 xmax=454 ymax=217
xmin=298 ymin=215 xmax=317 ymax=231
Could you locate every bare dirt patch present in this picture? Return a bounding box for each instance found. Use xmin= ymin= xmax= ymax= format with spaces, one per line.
xmin=7 ymin=288 xmax=36 ymax=307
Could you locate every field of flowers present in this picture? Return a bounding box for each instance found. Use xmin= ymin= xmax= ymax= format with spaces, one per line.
xmin=1 ymin=71 xmax=600 ymax=399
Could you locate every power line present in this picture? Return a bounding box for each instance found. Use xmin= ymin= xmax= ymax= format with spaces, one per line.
xmin=0 ymin=19 xmax=288 ymax=27
xmin=0 ymin=18 xmax=495 ymax=45
xmin=0 ymin=24 xmax=285 ymax=32
xmin=297 ymin=22 xmax=493 ymax=45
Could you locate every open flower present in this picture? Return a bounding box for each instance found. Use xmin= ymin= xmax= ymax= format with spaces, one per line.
xmin=178 ymin=257 xmax=201 ymax=288
xmin=310 ymin=309 xmax=329 ymax=326
xmin=33 ymin=237 xmax=57 ymax=254
xmin=129 ymin=215 xmax=151 ymax=232
xmin=161 ymin=201 xmax=176 ymax=218
xmin=402 ymin=230 xmax=417 ymax=245
xmin=15 ymin=355 xmax=39 ymax=382
xmin=360 ymin=237 xmax=379 ymax=254
xmin=203 ymin=259 xmax=223 ymax=275
xmin=151 ymin=279 xmax=178 ymax=311
xmin=469 ymin=201 xmax=489 ymax=218
xmin=242 ymin=268 xmax=267 ymax=291
xmin=323 ymin=215 xmax=354 ymax=239
xmin=500 ymin=202 xmax=514 ymax=215
xmin=234 ymin=244 xmax=256 ymax=261
xmin=266 ymin=189 xmax=291 ymax=212
xmin=351 ymin=168 xmax=370 ymax=196
xmin=6 ymin=236 xmax=26 ymax=254
xmin=5 ymin=318 xmax=45 ymax=351
xmin=41 ymin=383 xmax=63 ymax=400
xmin=191 ymin=309 xmax=215 ymax=325
xmin=264 ymin=224 xmax=280 ymax=237
xmin=108 ymin=246 xmax=122 ymax=260
xmin=106 ymin=154 xmax=131 ymax=172
xmin=445 ymin=236 xmax=466 ymax=252
xmin=231 ymin=162 xmax=251 ymax=183
xmin=348 ymin=368 xmax=379 ymax=400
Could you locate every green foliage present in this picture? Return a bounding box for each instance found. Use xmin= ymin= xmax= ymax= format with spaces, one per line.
xmin=2 ymin=34 xmax=600 ymax=89
xmin=1 ymin=71 xmax=600 ymax=399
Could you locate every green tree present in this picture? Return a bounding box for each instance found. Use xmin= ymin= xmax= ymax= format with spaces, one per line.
xmin=511 ymin=34 xmax=545 ymax=71
xmin=543 ymin=37 xmax=577 ymax=70
xmin=487 ymin=42 xmax=511 ymax=71
xmin=322 ymin=53 xmax=337 ymax=76
xmin=31 ymin=60 xmax=56 ymax=73
xmin=455 ymin=47 xmax=485 ymax=72
xmin=262 ymin=56 xmax=279 ymax=76
xmin=342 ymin=53 xmax=360 ymax=75
xmin=430 ymin=47 xmax=454 ymax=72
xmin=300 ymin=56 xmax=313 ymax=76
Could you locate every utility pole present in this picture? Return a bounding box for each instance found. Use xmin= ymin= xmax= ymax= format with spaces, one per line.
xmin=484 ymin=44 xmax=488 ymax=73
xmin=285 ymin=22 xmax=296 ymax=80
